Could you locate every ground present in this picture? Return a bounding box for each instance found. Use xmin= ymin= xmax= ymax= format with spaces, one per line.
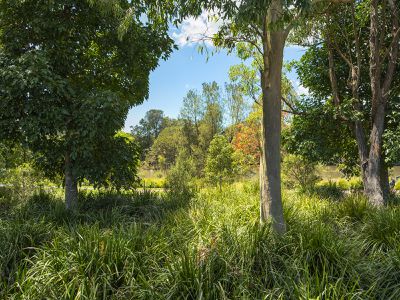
xmin=1 ymin=182 xmax=399 ymax=299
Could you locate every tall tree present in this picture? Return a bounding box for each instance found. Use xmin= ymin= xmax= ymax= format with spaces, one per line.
xmin=202 ymin=81 xmax=223 ymax=137
xmin=0 ymin=0 xmax=173 ymax=208
xmin=180 ymin=89 xmax=204 ymax=137
xmin=179 ymin=0 xmax=332 ymax=232
xmin=366 ymin=0 xmax=399 ymax=205
xmin=293 ymin=1 xmax=400 ymax=204
xmin=131 ymin=109 xmax=169 ymax=159
xmin=199 ymin=82 xmax=224 ymax=150
xmin=146 ymin=124 xmax=186 ymax=169
xmin=224 ymin=82 xmax=250 ymax=127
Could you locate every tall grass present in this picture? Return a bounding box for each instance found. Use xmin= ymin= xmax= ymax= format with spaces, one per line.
xmin=0 ymin=183 xmax=399 ymax=299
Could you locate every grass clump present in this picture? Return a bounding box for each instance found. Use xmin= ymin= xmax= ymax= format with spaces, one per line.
xmin=0 ymin=182 xmax=400 ymax=299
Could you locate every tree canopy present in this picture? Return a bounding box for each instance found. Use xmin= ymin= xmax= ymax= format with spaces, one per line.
xmin=0 ymin=0 xmax=174 ymax=207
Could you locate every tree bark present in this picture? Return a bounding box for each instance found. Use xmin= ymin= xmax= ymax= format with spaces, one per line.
xmin=380 ymin=157 xmax=390 ymax=202
xmin=259 ymin=2 xmax=286 ymax=233
xmin=354 ymin=122 xmax=369 ymax=192
xmin=65 ymin=151 xmax=78 ymax=210
xmin=365 ymin=103 xmax=386 ymax=206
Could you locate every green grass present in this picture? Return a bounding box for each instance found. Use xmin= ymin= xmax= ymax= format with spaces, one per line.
xmin=0 ymin=183 xmax=400 ymax=299
xmin=317 ymin=165 xmax=400 ymax=180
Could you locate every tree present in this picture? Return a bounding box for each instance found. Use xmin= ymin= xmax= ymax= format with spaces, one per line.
xmin=180 ymin=89 xmax=204 ymax=137
xmin=365 ymin=0 xmax=399 ymax=205
xmin=281 ymin=154 xmax=320 ymax=191
xmin=0 ymin=0 xmax=173 ymax=208
xmin=166 ymin=150 xmax=196 ymax=197
xmin=201 ymin=82 xmax=224 ymax=137
xmin=205 ymin=135 xmax=236 ymax=189
xmin=232 ymin=106 xmax=261 ymax=168
xmin=179 ymin=0 xmax=355 ymax=233
xmin=146 ymin=125 xmax=186 ymax=170
xmin=131 ymin=109 xmax=169 ymax=159
xmin=283 ymin=98 xmax=360 ymax=177
xmin=199 ymin=82 xmax=224 ymax=150
xmin=224 ymin=82 xmax=249 ymax=127
xmin=292 ymin=2 xmax=400 ymax=204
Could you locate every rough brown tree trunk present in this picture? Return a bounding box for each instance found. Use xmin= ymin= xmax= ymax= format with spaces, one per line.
xmin=65 ymin=151 xmax=78 ymax=210
xmin=354 ymin=121 xmax=369 ymax=192
xmin=260 ymin=147 xmax=265 ymax=219
xmin=380 ymin=157 xmax=390 ymax=201
xmin=259 ymin=4 xmax=286 ymax=233
xmin=365 ymin=103 xmax=386 ymax=206
xmin=366 ymin=0 xmax=399 ymax=206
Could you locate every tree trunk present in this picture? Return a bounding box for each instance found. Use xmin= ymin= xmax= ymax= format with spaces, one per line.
xmin=365 ymin=103 xmax=386 ymax=206
xmin=380 ymin=158 xmax=390 ymax=202
xmin=259 ymin=12 xmax=286 ymax=233
xmin=65 ymin=151 xmax=78 ymax=210
xmin=365 ymin=0 xmax=382 ymax=206
xmin=354 ymin=121 xmax=369 ymax=192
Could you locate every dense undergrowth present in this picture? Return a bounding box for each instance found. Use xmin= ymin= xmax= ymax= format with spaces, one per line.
xmin=0 ymin=183 xmax=400 ymax=299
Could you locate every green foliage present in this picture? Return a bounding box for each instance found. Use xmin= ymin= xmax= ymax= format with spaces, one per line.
xmin=205 ymin=135 xmax=236 ymax=187
xmin=395 ymin=180 xmax=400 ymax=191
xmin=224 ymin=82 xmax=250 ymax=126
xmin=82 ymin=131 xmax=141 ymax=190
xmin=180 ymin=90 xmax=204 ymax=129
xmin=146 ymin=125 xmax=186 ymax=170
xmin=290 ymin=27 xmax=400 ymax=174
xmin=312 ymin=181 xmax=344 ymax=200
xmin=198 ymin=82 xmax=224 ymax=151
xmin=282 ymin=154 xmax=320 ymax=191
xmin=141 ymin=177 xmax=166 ymax=189
xmin=131 ymin=110 xmax=170 ymax=159
xmin=0 ymin=163 xmax=48 ymax=203
xmin=283 ymin=100 xmax=360 ymax=177
xmin=2 ymin=183 xmax=400 ymax=299
xmin=166 ymin=151 xmax=196 ymax=197
xmin=0 ymin=0 xmax=173 ymax=190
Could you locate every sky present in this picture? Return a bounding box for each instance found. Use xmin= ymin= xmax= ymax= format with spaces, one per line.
xmin=123 ymin=13 xmax=307 ymax=132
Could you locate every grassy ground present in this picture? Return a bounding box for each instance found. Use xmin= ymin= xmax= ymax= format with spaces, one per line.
xmin=318 ymin=165 xmax=400 ymax=180
xmin=1 ymin=184 xmax=400 ymax=299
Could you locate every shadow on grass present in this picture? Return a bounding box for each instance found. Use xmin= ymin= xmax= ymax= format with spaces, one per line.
xmin=0 ymin=188 xmax=193 ymax=295
xmin=299 ymin=183 xmax=345 ymax=201
xmin=11 ymin=188 xmax=192 ymax=228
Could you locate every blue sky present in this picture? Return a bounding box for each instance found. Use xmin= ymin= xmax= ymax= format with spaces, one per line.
xmin=123 ymin=14 xmax=307 ymax=131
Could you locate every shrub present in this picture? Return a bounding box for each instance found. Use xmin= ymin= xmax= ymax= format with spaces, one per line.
xmin=0 ymin=163 xmax=46 ymax=202
xmin=141 ymin=178 xmax=166 ymax=189
xmin=348 ymin=177 xmax=363 ymax=191
xmin=282 ymin=154 xmax=320 ymax=191
xmin=336 ymin=178 xmax=350 ymax=190
xmin=205 ymin=135 xmax=236 ymax=188
xmin=166 ymin=150 xmax=196 ymax=197
xmin=314 ymin=181 xmax=344 ymax=199
xmin=395 ymin=180 xmax=400 ymax=191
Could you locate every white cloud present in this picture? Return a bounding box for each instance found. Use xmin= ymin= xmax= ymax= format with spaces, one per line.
xmin=172 ymin=11 xmax=222 ymax=47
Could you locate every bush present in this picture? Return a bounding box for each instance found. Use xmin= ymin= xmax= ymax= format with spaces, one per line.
xmin=395 ymin=180 xmax=400 ymax=191
xmin=348 ymin=177 xmax=363 ymax=191
xmin=166 ymin=151 xmax=196 ymax=197
xmin=282 ymin=154 xmax=320 ymax=191
xmin=141 ymin=178 xmax=166 ymax=189
xmin=205 ymin=135 xmax=236 ymax=188
xmin=317 ymin=178 xmax=363 ymax=192
xmin=314 ymin=181 xmax=344 ymax=199
xmin=0 ymin=163 xmax=47 ymax=202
